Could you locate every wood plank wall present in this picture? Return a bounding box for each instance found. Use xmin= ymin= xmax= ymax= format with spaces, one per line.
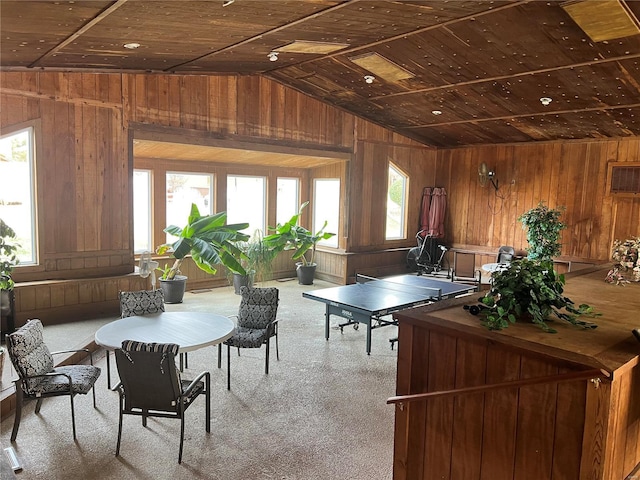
xmin=439 ymin=140 xmax=640 ymax=261
xmin=0 ymin=71 xmax=433 ymax=324
xmin=1 ymin=70 xmax=639 ymax=325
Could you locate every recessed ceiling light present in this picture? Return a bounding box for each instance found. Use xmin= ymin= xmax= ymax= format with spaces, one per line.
xmin=364 ymin=75 xmax=375 ymax=84
xmin=267 ymin=51 xmax=279 ymax=62
xmin=540 ymin=97 xmax=552 ymax=106
xmin=432 ymin=110 xmax=442 ymax=115
xmin=123 ymin=42 xmax=140 ymax=49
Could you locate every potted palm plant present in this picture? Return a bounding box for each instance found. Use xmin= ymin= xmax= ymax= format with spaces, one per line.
xmin=155 ymin=203 xmax=250 ymax=303
xmin=228 ymin=230 xmax=277 ymax=294
xmin=263 ymin=202 xmax=335 ymax=285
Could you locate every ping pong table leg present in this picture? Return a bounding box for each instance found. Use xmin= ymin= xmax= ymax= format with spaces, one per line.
xmin=366 ymin=320 xmax=372 ymax=355
xmin=325 ymin=304 xmax=330 ymax=341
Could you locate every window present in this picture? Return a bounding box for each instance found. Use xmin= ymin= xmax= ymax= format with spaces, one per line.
xmin=227 ymin=175 xmax=266 ymax=235
xmin=386 ymin=163 xmax=407 ymax=240
xmin=166 ymin=172 xmax=213 ymax=241
xmin=133 ymin=170 xmax=152 ymax=253
xmin=0 ymin=127 xmax=37 ymax=264
xmin=313 ymin=179 xmax=339 ymax=248
xmin=276 ymin=177 xmax=299 ymax=226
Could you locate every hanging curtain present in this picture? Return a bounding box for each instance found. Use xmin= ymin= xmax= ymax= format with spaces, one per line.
xmin=427 ymin=187 xmax=447 ymax=238
xmin=419 ymin=187 xmax=432 ymax=238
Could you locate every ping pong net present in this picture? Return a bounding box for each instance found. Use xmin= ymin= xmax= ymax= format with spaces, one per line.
xmin=355 ymin=274 xmax=442 ymax=300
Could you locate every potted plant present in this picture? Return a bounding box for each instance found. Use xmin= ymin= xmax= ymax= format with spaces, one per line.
xmin=479 ymin=258 xmax=599 ymax=333
xmin=605 ymin=237 xmax=640 ymax=285
xmin=228 ymin=230 xmax=277 ymax=294
xmin=263 ymin=201 xmax=335 ymax=285
xmin=155 ymin=203 xmax=250 ymax=303
xmin=1 ymin=219 xmax=20 ymax=331
xmin=517 ymin=201 xmax=566 ymax=261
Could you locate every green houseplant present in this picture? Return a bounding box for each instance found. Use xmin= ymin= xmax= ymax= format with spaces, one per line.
xmin=518 ymin=201 xmax=566 ymax=261
xmin=479 ymin=258 xmax=599 ymax=333
xmin=263 ymin=201 xmax=335 ymax=285
xmin=228 ymin=230 xmax=277 ymax=294
xmin=0 ymin=219 xmax=20 ymax=291
xmin=155 ymin=203 xmax=250 ymax=302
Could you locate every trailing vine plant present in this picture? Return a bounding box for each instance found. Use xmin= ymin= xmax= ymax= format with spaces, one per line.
xmin=517 ymin=201 xmax=566 ymax=261
xmin=480 ymin=259 xmax=599 ymax=333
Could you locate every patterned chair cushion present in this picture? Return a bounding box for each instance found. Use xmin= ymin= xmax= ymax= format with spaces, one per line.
xmin=7 ymin=319 xmax=55 ymax=393
xmin=119 ymin=290 xmax=165 ymax=318
xmin=225 ymin=287 xmax=279 ymax=348
xmin=120 ymin=340 xmax=182 ymax=392
xmin=8 ymin=319 xmax=100 ymax=396
xmin=121 ymin=340 xmax=179 ymax=356
xmin=30 ymin=365 xmax=101 ymax=395
xmin=225 ymin=326 xmax=269 ymax=349
xmin=237 ymin=286 xmax=279 ymax=330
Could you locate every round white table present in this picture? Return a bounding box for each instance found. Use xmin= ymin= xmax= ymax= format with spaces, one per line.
xmin=95 ymin=311 xmax=234 ymax=351
xmin=95 ymin=311 xmax=235 ymax=387
xmin=481 ymin=262 xmax=509 ymax=273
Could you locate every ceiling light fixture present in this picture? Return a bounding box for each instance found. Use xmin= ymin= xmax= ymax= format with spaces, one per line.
xmin=540 ymin=97 xmax=552 ymax=106
xmin=123 ymin=42 xmax=140 ymax=50
xmin=222 ymin=0 xmax=235 ymax=6
xmin=267 ymin=51 xmax=279 ymax=62
xmin=432 ymin=110 xmax=442 ymax=115
xmin=364 ymin=75 xmax=375 ymax=84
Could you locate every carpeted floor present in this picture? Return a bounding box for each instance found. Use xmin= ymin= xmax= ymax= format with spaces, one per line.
xmin=1 ymin=279 xmax=398 ymax=479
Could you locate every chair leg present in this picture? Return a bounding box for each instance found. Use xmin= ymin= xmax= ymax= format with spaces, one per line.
xmin=217 ymin=343 xmax=222 ymax=369
xmin=35 ymin=397 xmax=43 ymax=414
xmin=178 ymin=405 xmax=185 ymax=464
xmin=106 ymin=350 xmax=111 ymax=389
xmin=275 ymin=327 xmax=279 ymax=361
xmin=227 ymin=344 xmax=231 ymax=390
xmin=265 ymin=338 xmax=270 ymax=375
xmin=205 ymin=373 xmax=211 ymax=433
xmin=92 ymin=384 xmax=97 ymax=408
xmin=142 ymin=409 xmax=148 ymax=427
xmin=10 ymin=382 xmax=23 ymax=442
xmin=69 ymin=394 xmax=77 ymax=440
xmin=116 ymin=397 xmax=124 ymax=456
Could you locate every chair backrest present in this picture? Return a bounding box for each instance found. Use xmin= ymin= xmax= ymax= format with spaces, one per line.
xmin=115 ymin=340 xmax=182 ymax=412
xmin=237 ymin=286 xmax=279 ymax=330
xmin=119 ymin=290 xmax=165 ymax=318
xmin=6 ymin=319 xmax=54 ymax=393
xmin=496 ymin=245 xmax=515 ymax=264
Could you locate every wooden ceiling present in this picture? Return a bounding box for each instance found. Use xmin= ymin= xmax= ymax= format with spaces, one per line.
xmin=3 ymin=0 xmax=640 ymax=148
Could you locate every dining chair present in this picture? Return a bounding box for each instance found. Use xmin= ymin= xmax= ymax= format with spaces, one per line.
xmin=217 ymin=286 xmax=279 ymax=390
xmin=114 ymin=340 xmax=210 ymax=464
xmin=104 ymin=289 xmax=186 ymax=388
xmin=496 ymin=245 xmax=515 ymax=264
xmin=6 ymin=319 xmax=101 ymax=441
xmin=451 ymin=253 xmax=481 ymax=291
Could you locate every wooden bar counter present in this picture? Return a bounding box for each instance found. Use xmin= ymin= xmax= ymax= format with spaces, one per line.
xmin=391 ymin=267 xmax=640 ymax=480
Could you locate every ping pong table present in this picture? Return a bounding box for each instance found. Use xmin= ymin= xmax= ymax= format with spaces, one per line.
xmin=302 ymin=274 xmax=477 ymax=354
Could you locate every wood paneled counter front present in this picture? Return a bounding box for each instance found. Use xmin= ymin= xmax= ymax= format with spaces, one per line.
xmin=391 ymin=267 xmax=640 ymax=480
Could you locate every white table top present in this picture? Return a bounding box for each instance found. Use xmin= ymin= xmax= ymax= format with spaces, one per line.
xmin=95 ymin=311 xmax=235 ymax=352
xmin=481 ymin=262 xmax=510 ymax=273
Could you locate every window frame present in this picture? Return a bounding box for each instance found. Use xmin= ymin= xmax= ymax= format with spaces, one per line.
xmin=385 ymin=162 xmax=409 ymax=241
xmin=0 ymin=121 xmax=41 ymax=269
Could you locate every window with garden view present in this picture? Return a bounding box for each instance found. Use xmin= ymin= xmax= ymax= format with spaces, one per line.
xmin=0 ymin=126 xmax=37 ymax=264
xmin=386 ymin=163 xmax=407 ymax=240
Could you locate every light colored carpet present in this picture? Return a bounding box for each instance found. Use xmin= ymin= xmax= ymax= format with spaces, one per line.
xmin=1 ymin=279 xmax=398 ymax=479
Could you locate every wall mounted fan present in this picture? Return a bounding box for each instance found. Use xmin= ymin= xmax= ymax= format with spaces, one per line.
xmin=478 ymin=162 xmax=499 ymax=191
xmin=139 ymin=251 xmax=159 ymax=289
